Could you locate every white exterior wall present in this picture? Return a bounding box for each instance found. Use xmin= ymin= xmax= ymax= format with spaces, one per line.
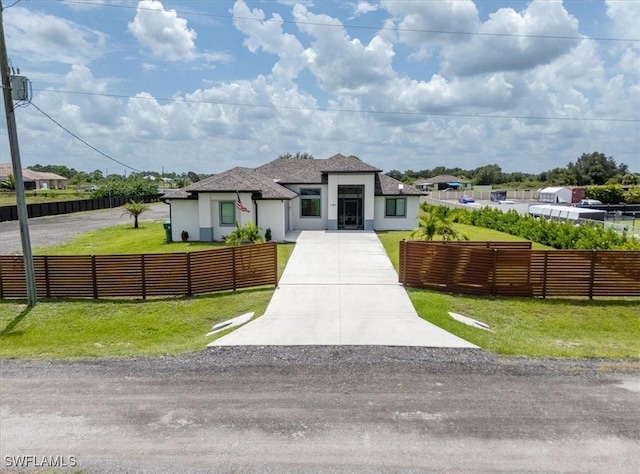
xmin=256 ymin=200 xmax=287 ymax=242
xmin=326 ymin=173 xmax=376 ymax=230
xmin=327 ymin=174 xmax=376 ymax=223
xmin=285 ymin=184 xmax=328 ymax=230
xmin=373 ymin=195 xmax=421 ymax=231
xmin=167 ymin=200 xmax=199 ymax=242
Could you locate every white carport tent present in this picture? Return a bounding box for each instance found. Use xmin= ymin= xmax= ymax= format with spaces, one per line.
xmin=538 ymin=187 xmax=572 ymax=203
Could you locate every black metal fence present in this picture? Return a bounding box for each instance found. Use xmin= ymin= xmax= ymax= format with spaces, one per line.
xmin=0 ymin=194 xmax=160 ymax=222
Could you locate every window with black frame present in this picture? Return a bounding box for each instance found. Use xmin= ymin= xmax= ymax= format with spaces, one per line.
xmin=385 ymin=198 xmax=406 ymax=217
xmin=300 ymin=188 xmax=321 ymax=217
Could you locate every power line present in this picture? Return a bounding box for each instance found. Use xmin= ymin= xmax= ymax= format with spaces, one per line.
xmin=28 ymin=101 xmax=142 ymax=172
xmin=50 ymin=0 xmax=640 ymax=43
xmin=33 ymin=88 xmax=640 ymax=124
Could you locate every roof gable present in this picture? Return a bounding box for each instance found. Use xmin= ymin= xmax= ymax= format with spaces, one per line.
xmin=375 ymin=174 xmax=425 ymax=196
xmin=184 ymin=167 xmax=297 ymax=199
xmin=257 ymin=153 xmax=381 ymax=183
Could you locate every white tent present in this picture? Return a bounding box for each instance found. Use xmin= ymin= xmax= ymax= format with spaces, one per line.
xmin=538 ymin=187 xmax=572 ymax=203
xmin=528 ymin=204 xmax=606 ymax=222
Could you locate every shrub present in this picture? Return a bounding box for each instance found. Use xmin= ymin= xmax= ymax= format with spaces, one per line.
xmin=423 ymin=203 xmax=636 ymax=250
xmin=181 ymin=230 xmax=189 ymax=242
xmin=225 ymin=222 xmax=265 ymax=246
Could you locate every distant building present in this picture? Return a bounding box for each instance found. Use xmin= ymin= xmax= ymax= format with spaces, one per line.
xmin=0 ymin=163 xmax=68 ymax=190
xmin=413 ymin=175 xmax=471 ymax=191
xmin=537 ymin=186 xmax=585 ymax=204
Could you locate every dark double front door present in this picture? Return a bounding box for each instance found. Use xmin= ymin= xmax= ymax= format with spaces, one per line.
xmin=338 ymin=185 xmax=364 ymax=230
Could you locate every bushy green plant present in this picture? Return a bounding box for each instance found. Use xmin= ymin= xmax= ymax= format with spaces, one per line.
xmin=265 ymin=227 xmax=272 ymax=242
xmin=585 ymin=185 xmax=625 ymax=204
xmin=411 ymin=209 xmax=468 ymax=241
xmin=93 ymin=176 xmax=159 ymax=198
xmin=225 ymin=222 xmax=265 ymax=246
xmin=624 ymin=186 xmax=640 ymax=204
xmin=424 ymin=204 xmax=637 ymax=250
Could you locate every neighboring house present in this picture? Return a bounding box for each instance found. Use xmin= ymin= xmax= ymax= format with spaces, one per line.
xmin=413 ymin=175 xmax=471 ymax=191
xmin=0 ymin=164 xmax=68 ymax=190
xmin=162 ymin=154 xmax=425 ymax=242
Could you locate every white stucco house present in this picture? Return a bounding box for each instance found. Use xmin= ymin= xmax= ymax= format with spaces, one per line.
xmin=162 ymin=154 xmax=426 ymax=242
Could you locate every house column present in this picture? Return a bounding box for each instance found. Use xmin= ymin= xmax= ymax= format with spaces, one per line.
xmin=327 ymin=175 xmax=338 ymax=230
xmin=198 ymin=195 xmax=214 ymax=241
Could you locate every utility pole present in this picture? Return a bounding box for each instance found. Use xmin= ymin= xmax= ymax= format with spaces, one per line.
xmin=0 ymin=0 xmax=37 ymax=306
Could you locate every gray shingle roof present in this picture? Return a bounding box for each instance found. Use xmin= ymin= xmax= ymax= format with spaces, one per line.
xmin=256 ymin=153 xmax=381 ymax=183
xmin=320 ymin=154 xmax=382 ymax=173
xmin=164 ymin=154 xmax=422 ymax=200
xmin=183 ymin=167 xmax=297 ymax=199
xmin=375 ymin=173 xmax=425 ymax=196
xmin=414 ymin=175 xmax=470 ymax=185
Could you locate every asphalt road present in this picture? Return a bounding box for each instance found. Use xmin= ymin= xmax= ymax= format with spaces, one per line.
xmin=1 ymin=348 xmax=638 ymax=473
xmin=0 ymin=203 xmax=170 ymax=254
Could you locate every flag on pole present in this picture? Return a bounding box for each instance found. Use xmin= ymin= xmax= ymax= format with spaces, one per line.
xmin=235 ymin=193 xmax=250 ymax=213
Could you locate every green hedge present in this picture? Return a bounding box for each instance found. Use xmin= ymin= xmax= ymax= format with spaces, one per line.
xmin=422 ymin=204 xmax=639 ymax=250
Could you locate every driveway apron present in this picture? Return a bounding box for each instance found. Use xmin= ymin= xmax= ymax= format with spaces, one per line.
xmin=211 ymin=231 xmax=477 ymax=347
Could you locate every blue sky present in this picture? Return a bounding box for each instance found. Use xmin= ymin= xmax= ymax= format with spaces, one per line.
xmin=1 ymin=0 xmax=638 ymax=176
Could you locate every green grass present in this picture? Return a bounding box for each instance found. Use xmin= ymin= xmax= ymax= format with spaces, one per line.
xmin=408 ymin=291 xmax=639 ymax=358
xmin=0 ymin=189 xmax=90 ymax=206
xmin=378 ymin=229 xmax=640 ymax=359
xmin=1 ymin=225 xmax=295 ymax=359
xmin=34 ymin=222 xmax=228 ymax=255
xmin=2 ymin=221 xmax=638 ymax=360
xmin=376 ymin=224 xmax=551 ymax=271
xmin=0 ymin=289 xmax=273 ymax=359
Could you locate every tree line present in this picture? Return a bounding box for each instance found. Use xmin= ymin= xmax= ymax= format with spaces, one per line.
xmin=386 ymin=152 xmax=638 ymax=187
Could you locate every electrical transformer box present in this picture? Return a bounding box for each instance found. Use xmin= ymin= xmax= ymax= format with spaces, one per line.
xmin=10 ymin=75 xmax=29 ymax=101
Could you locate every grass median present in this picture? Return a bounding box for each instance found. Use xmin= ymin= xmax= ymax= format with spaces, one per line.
xmin=1 ymin=222 xmax=294 ymax=359
xmin=378 ymin=227 xmax=640 ymax=359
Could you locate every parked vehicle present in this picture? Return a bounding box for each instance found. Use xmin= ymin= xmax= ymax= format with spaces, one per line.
xmin=576 ymin=199 xmax=603 ymax=208
xmin=458 ymin=195 xmax=475 ymax=204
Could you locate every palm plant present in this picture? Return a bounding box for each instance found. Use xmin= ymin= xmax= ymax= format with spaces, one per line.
xmin=1 ymin=173 xmax=16 ymax=191
xmin=411 ymin=211 xmax=468 ymax=241
xmin=225 ymin=222 xmax=265 ymax=246
xmin=122 ymin=200 xmax=150 ymax=229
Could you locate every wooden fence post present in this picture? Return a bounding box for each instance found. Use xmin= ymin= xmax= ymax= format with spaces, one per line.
xmin=44 ymin=256 xmax=51 ymax=298
xmin=542 ymin=251 xmax=548 ymax=299
xmin=186 ymin=252 xmax=192 ymax=296
xmin=92 ymin=255 xmax=98 ymax=299
xmin=232 ymin=246 xmax=237 ymax=291
xmin=399 ymin=240 xmax=406 ymax=285
xmin=273 ymin=242 xmax=278 ymax=287
xmin=491 ymin=249 xmax=497 ymax=296
xmin=589 ymin=250 xmax=596 ymax=300
xmin=141 ymin=254 xmax=146 ymax=300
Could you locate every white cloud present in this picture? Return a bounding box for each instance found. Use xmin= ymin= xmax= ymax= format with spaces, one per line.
xmin=292 ymin=4 xmax=396 ymax=94
xmin=128 ymin=0 xmax=198 ymax=61
xmin=232 ymin=1 xmax=307 ymax=84
xmin=382 ymin=0 xmax=479 ymax=60
xmin=443 ymin=1 xmax=581 ymax=77
xmin=351 ymin=1 xmax=378 ymax=18
xmin=4 ymin=7 xmax=106 ymax=64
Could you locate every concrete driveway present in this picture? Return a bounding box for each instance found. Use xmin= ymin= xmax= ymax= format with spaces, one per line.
xmin=211 ymin=231 xmax=477 ymax=348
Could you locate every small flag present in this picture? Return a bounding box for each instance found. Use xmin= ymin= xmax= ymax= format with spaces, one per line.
xmin=235 ymin=193 xmax=250 ymax=213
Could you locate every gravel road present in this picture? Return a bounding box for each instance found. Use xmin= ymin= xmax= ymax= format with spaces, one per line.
xmin=1 ymin=348 xmax=639 ymax=473
xmin=0 ymin=203 xmax=170 ymax=254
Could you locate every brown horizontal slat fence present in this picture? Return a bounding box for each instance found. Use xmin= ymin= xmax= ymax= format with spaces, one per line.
xmin=0 ymin=242 xmax=277 ymax=299
xmin=399 ymin=241 xmax=640 ymax=298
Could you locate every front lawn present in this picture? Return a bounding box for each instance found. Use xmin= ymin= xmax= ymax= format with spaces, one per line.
xmin=378 ymin=229 xmax=640 ymax=359
xmin=1 ymin=223 xmax=294 ymax=359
